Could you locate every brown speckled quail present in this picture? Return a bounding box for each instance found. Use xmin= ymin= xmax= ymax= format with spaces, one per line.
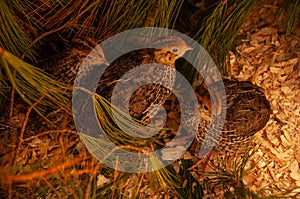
xmin=46 ymin=36 xmax=192 ymax=129
xmin=96 ymin=36 xmax=193 ymax=124
xmin=194 ymin=78 xmax=271 ymax=156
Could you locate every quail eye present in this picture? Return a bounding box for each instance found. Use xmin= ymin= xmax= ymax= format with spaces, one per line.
xmin=204 ymin=105 xmax=209 ymax=110
xmin=171 ymin=48 xmax=179 ymax=54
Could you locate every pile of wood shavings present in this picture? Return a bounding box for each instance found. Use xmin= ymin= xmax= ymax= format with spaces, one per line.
xmin=228 ymin=3 xmax=300 ymax=197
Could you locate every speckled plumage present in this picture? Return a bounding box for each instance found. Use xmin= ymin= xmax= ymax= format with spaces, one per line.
xmin=47 ymin=38 xmax=100 ymax=84
xmin=96 ymin=36 xmax=193 ymax=123
xmin=194 ymin=78 xmax=271 ymax=154
xmin=46 ymin=36 xmax=192 ymax=127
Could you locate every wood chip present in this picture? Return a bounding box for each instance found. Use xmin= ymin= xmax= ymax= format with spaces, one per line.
xmin=228 ymin=2 xmax=300 ymax=195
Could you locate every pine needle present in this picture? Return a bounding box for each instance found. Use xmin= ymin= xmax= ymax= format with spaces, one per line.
xmin=0 ymin=1 xmax=35 ymax=61
xmin=194 ymin=0 xmax=258 ymax=76
xmin=281 ymin=0 xmax=300 ymax=34
xmin=0 ymin=47 xmax=70 ymax=117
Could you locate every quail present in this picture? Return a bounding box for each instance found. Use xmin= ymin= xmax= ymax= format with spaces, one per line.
xmin=193 ymin=78 xmax=271 ymax=156
xmin=46 ymin=36 xmax=192 ymax=133
xmin=96 ymin=36 xmax=193 ymax=125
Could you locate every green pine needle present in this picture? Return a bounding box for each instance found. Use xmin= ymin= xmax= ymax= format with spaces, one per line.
xmin=0 ymin=1 xmax=35 ymax=61
xmin=0 ymin=47 xmax=70 ymax=118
